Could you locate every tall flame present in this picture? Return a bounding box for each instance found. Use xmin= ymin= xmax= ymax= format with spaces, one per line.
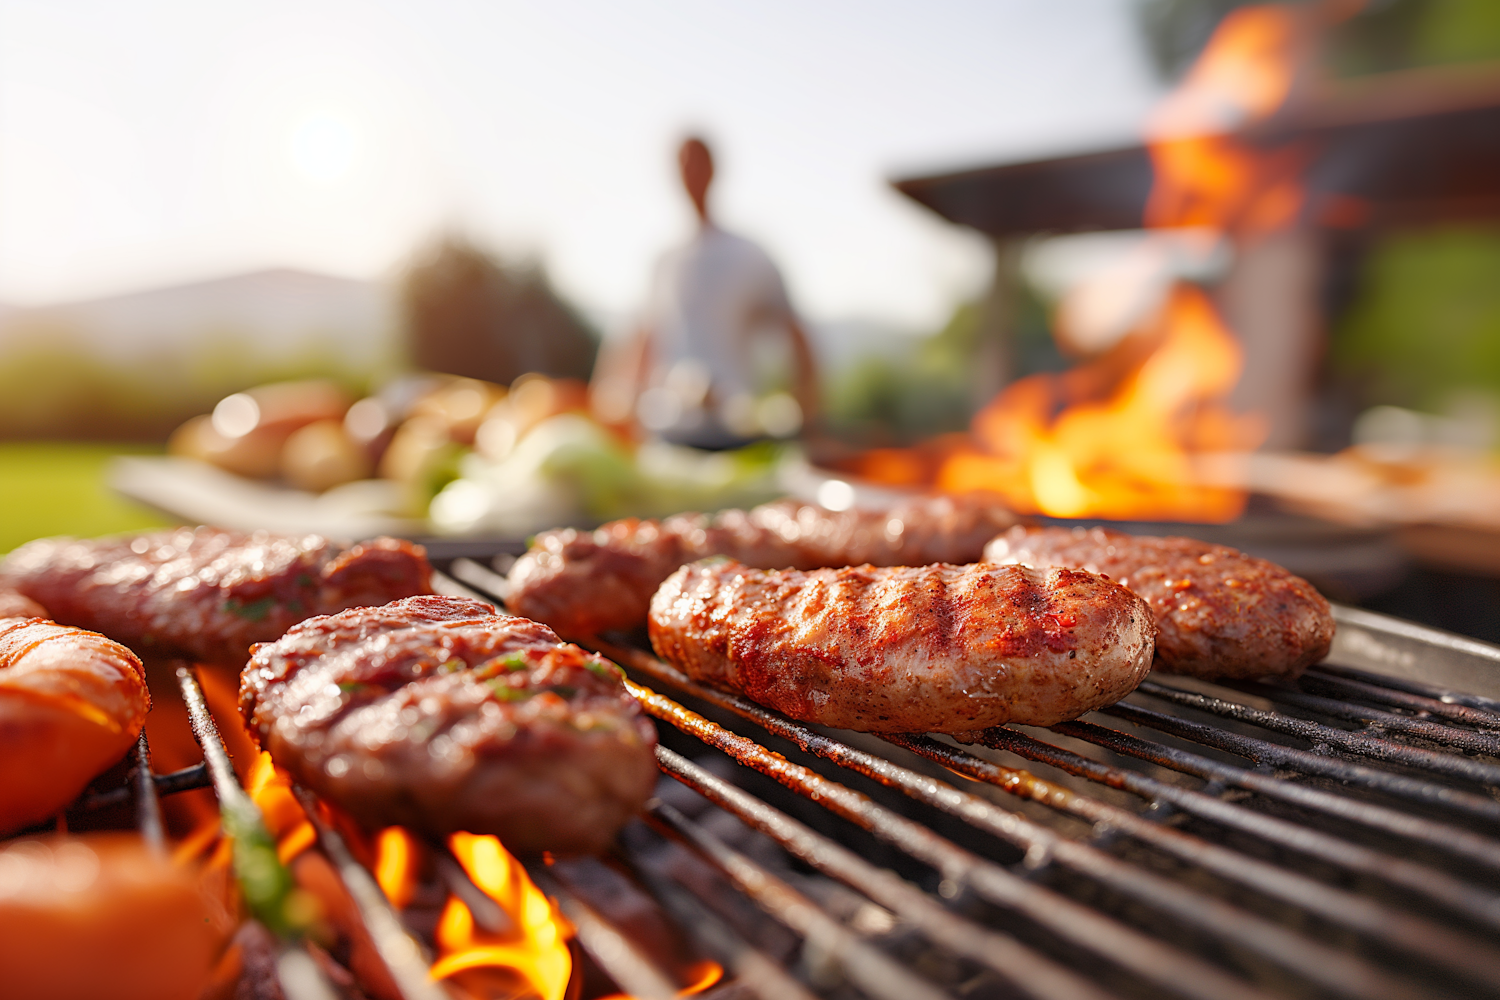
xmin=425 ymin=833 xmax=572 ymax=1000
xmin=941 ymin=286 xmax=1261 ymax=519
xmin=897 ymin=5 xmax=1305 ymax=520
xmin=246 ymin=752 xmax=316 ymax=864
xmin=1146 ymin=5 xmax=1306 ymax=235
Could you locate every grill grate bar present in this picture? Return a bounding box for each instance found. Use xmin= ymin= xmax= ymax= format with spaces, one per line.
xmin=76 ymin=762 xmax=211 ymax=813
xmin=646 ymin=797 xmax=958 ymax=1000
xmin=287 ymin=785 xmax=449 ymax=1000
xmin=446 ymin=565 xmax=1500 ymax=998
xmin=1134 ymin=681 xmax=1500 ymax=786
xmin=1225 ymin=681 xmax=1500 ymax=756
xmin=1053 ymin=718 xmax=1500 ymax=874
xmin=654 ymin=744 xmax=1121 ymax=1000
xmin=1300 ymin=667 xmax=1500 ymax=731
xmin=618 ymin=842 xmax=823 ymax=1000
xmin=1099 ymin=701 xmax=1500 ymax=822
xmin=131 ymin=730 xmax=166 ymax=854
xmin=525 ymin=862 xmax=681 ymax=1000
xmin=428 ymin=841 xmax=511 ymax=935
xmin=615 ymin=662 xmax=1330 ymax=1000
xmin=174 ymin=663 xmax=351 ymax=1000
xmin=902 ymin=728 xmax=1500 ymax=956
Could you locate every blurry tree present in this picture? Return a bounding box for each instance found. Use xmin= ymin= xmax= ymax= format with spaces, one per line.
xmin=0 ymin=329 xmax=372 ymax=441
xmin=823 ymin=281 xmax=1058 ymax=446
xmin=1332 ymin=228 xmax=1500 ymax=410
xmin=1136 ymin=0 xmax=1500 ymax=81
xmin=401 ymin=237 xmax=598 ymax=386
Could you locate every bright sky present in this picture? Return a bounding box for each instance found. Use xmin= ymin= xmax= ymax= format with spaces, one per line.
xmin=0 ymin=1 xmax=1162 ymax=331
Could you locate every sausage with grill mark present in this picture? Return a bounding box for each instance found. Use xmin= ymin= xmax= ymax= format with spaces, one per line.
xmin=0 ymin=528 xmax=432 ymax=667
xmin=648 ymin=559 xmax=1154 ymax=733
xmin=509 ymin=494 xmax=1016 ymax=639
xmin=1 ymin=616 xmax=150 ymax=833
xmin=983 ymin=526 xmax=1334 ymax=680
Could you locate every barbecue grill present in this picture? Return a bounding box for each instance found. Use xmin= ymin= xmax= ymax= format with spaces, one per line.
xmin=45 ymin=549 xmax=1500 ymax=1000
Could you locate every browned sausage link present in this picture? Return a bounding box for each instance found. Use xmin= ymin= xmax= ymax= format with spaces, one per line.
xmin=239 ymin=595 xmax=658 ymax=855
xmin=1 ymin=617 xmax=151 ymax=833
xmin=508 ymin=493 xmax=1017 ymax=638
xmin=983 ymin=526 xmax=1334 ymax=680
xmin=0 ymin=528 xmax=432 ymax=667
xmin=648 ymin=559 xmax=1154 ymax=733
xmin=0 ymin=590 xmax=47 ymax=620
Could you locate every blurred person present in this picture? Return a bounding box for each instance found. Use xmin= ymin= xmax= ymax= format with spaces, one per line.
xmin=592 ymin=137 xmax=819 ymax=450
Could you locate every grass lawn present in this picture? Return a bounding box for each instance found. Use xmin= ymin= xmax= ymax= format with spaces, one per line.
xmin=1 ymin=442 xmax=174 ymax=554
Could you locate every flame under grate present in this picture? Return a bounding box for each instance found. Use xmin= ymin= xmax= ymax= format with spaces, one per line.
xmin=55 ymin=562 xmax=1500 ymax=1000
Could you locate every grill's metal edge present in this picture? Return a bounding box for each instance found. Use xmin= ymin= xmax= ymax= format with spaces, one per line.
xmin=1329 ymin=602 xmax=1500 ymax=698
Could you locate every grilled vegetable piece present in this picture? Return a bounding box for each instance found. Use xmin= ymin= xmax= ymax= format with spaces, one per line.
xmin=239 ymin=595 xmax=658 ymax=854
xmin=0 ymin=617 xmax=151 ymax=834
xmin=509 ymin=494 xmax=1017 ymax=638
xmin=649 ymin=558 xmax=1154 ymax=733
xmin=984 ymin=526 xmax=1334 ymax=680
xmin=0 ymin=527 xmax=432 ymax=667
xmin=0 ymin=833 xmax=232 ymax=1000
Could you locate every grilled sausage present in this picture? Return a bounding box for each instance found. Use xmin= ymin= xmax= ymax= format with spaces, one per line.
xmin=509 ymin=494 xmax=1017 ymax=638
xmin=649 ymin=559 xmax=1154 ymax=733
xmin=0 ymin=528 xmax=432 ymax=667
xmin=0 ymin=832 xmax=232 ymax=1000
xmin=240 ymin=595 xmax=657 ymax=854
xmin=1 ymin=617 xmax=151 ymax=833
xmin=983 ymin=526 xmax=1334 ymax=680
xmin=0 ymin=591 xmax=47 ymax=619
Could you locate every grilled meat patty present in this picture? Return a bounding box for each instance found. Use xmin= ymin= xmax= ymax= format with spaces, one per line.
xmin=0 ymin=528 xmax=432 ymax=667
xmin=240 ymin=595 xmax=658 ymax=854
xmin=1 ymin=616 xmax=150 ymax=833
xmin=983 ymin=526 xmax=1334 ymax=680
xmin=649 ymin=559 xmax=1154 ymax=733
xmin=509 ymin=494 xmax=1017 ymax=638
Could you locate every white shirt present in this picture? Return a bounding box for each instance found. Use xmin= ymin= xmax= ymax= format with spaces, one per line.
xmin=640 ymin=225 xmax=793 ymax=447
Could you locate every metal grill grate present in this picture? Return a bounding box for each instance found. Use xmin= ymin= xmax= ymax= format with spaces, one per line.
xmin=46 ymin=563 xmax=1500 ymax=1000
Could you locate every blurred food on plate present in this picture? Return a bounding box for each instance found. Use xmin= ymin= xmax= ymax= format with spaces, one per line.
xmin=163 ymin=372 xmax=793 ymax=537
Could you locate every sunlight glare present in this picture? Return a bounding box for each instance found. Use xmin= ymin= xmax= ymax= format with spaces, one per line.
xmin=288 ymin=112 xmax=359 ymax=183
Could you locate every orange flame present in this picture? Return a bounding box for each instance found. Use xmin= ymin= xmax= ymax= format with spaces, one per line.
xmin=426 ymin=832 xmax=573 ymax=1000
xmin=596 ymin=959 xmax=725 ymax=999
xmin=1145 ymin=5 xmax=1306 ymax=236
xmin=939 ymin=286 xmax=1262 ymax=520
xmin=880 ymin=5 xmax=1302 ymax=521
xmin=246 ymin=751 xmax=316 ymax=864
xmin=373 ymin=826 xmax=418 ymax=910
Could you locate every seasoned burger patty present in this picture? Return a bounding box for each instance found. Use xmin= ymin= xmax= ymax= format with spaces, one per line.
xmin=240 ymin=595 xmax=658 ymax=854
xmin=0 ymin=528 xmax=432 ymax=666
xmin=509 ymin=494 xmax=1016 ymax=638
xmin=649 ymin=559 xmax=1154 ymax=733
xmin=983 ymin=526 xmax=1334 ymax=680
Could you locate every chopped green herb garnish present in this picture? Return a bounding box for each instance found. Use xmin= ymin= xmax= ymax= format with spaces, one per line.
xmin=338 ymin=681 xmax=374 ymax=695
xmin=585 ymin=660 xmax=624 ymax=680
xmin=437 ymin=659 xmax=465 ymax=674
xmin=486 ymin=678 xmax=535 ymax=702
xmin=226 ymin=596 xmax=275 ymax=621
xmin=546 ymin=685 xmax=578 ymax=700
xmin=296 ymin=573 xmax=314 ymax=588
xmin=475 ymin=652 xmax=529 ymax=679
